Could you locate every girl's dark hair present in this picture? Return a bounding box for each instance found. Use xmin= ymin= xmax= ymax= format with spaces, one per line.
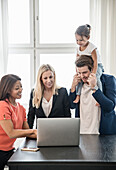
xmin=75 ymin=55 xmax=94 ymax=71
xmin=0 ymin=74 xmax=21 ymax=101
xmin=75 ymin=24 xmax=91 ymax=38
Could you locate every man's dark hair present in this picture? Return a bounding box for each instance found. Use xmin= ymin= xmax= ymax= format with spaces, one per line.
xmin=75 ymin=55 xmax=94 ymax=71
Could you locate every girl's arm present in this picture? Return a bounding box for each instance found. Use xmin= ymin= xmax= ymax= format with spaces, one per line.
xmin=0 ymin=119 xmax=37 ymax=139
xmin=91 ymin=49 xmax=97 ymax=74
xmin=27 ymin=89 xmax=36 ymax=129
xmin=63 ymin=88 xmax=71 ymax=117
xmin=69 ymin=90 xmax=77 ymax=109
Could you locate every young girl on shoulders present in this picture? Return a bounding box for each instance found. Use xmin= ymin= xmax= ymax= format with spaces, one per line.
xmin=0 ymin=74 xmax=37 ymax=170
xmin=74 ymin=24 xmax=104 ymax=104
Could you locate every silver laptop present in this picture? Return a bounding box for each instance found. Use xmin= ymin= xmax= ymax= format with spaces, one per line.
xmin=37 ymin=118 xmax=80 ymax=146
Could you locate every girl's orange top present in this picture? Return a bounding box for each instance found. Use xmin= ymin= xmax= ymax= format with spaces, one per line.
xmin=0 ymin=100 xmax=27 ymax=151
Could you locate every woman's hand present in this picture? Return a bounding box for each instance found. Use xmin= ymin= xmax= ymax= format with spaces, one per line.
xmin=33 ymin=129 xmax=37 ymax=138
xmin=71 ymin=73 xmax=81 ymax=92
xmin=23 ymin=121 xmax=37 ymax=139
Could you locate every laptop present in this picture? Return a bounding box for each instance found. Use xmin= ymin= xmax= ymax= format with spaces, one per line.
xmin=37 ymin=118 xmax=80 ymax=146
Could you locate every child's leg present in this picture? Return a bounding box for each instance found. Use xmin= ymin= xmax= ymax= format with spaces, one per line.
xmin=97 ymin=77 xmax=102 ymax=91
xmin=73 ymin=95 xmax=80 ymax=103
xmin=95 ymin=78 xmax=101 ymax=107
xmin=95 ymin=64 xmax=103 ymax=106
xmin=73 ymin=81 xmax=83 ymax=103
xmin=96 ymin=64 xmax=103 ymax=91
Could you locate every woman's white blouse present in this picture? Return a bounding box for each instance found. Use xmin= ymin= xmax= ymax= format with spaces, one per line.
xmin=42 ymin=96 xmax=53 ymax=117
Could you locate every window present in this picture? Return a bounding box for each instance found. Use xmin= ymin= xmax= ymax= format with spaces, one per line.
xmin=39 ymin=53 xmax=76 ymax=91
xmin=8 ymin=0 xmax=90 ymax=109
xmin=7 ymin=50 xmax=34 ymax=110
xmin=8 ymin=0 xmax=32 ymax=45
xmin=39 ymin=0 xmax=89 ymax=44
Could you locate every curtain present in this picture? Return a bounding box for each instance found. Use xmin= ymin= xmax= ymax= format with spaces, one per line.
xmin=90 ymin=0 xmax=116 ymax=77
xmin=0 ymin=0 xmax=8 ymax=78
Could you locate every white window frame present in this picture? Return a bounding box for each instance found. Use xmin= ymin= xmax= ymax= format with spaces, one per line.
xmin=8 ymin=0 xmax=35 ymax=88
xmin=8 ymin=0 xmax=89 ymax=90
xmin=35 ymin=0 xmax=77 ymax=74
xmin=8 ymin=48 xmax=35 ymax=88
xmin=8 ymin=0 xmax=34 ymax=48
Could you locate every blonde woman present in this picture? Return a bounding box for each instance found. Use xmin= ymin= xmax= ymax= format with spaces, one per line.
xmin=27 ymin=64 xmax=71 ymax=128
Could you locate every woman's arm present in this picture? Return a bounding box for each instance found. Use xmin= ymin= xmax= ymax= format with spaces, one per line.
xmin=0 ymin=119 xmax=36 ymax=139
xmin=27 ymin=90 xmax=36 ymax=129
xmin=69 ymin=90 xmax=77 ymax=109
xmin=23 ymin=121 xmax=37 ymax=138
xmin=63 ymin=88 xmax=71 ymax=117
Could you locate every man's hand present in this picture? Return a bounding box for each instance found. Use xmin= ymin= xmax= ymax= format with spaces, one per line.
xmin=71 ymin=73 xmax=81 ymax=92
xmin=87 ymin=73 xmax=97 ymax=89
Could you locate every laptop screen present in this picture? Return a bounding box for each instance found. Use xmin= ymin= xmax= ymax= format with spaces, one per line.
xmin=37 ymin=118 xmax=80 ymax=146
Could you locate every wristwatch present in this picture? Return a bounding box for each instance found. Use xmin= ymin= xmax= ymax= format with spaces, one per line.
xmin=92 ymin=85 xmax=98 ymax=91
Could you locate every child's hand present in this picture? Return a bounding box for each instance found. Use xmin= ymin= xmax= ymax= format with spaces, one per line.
xmin=87 ymin=73 xmax=97 ymax=89
xmin=76 ymin=54 xmax=80 ymax=60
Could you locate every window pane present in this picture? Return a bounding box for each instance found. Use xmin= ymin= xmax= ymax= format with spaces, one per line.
xmin=39 ymin=0 xmax=89 ymax=44
xmin=7 ymin=54 xmax=30 ymax=110
xmin=8 ymin=0 xmax=30 ymax=44
xmin=40 ymin=54 xmax=76 ymax=91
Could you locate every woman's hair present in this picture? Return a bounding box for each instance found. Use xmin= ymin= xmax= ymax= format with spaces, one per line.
xmin=75 ymin=55 xmax=94 ymax=72
xmin=0 ymin=74 xmax=21 ymax=101
xmin=33 ymin=64 xmax=60 ymax=108
xmin=75 ymin=24 xmax=91 ymax=38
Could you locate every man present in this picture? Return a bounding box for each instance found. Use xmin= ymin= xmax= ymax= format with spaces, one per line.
xmin=70 ymin=55 xmax=116 ymax=135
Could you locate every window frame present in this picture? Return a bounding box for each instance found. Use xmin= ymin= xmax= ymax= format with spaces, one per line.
xmin=7 ymin=0 xmax=90 ymax=106
xmin=8 ymin=0 xmax=34 ymax=48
